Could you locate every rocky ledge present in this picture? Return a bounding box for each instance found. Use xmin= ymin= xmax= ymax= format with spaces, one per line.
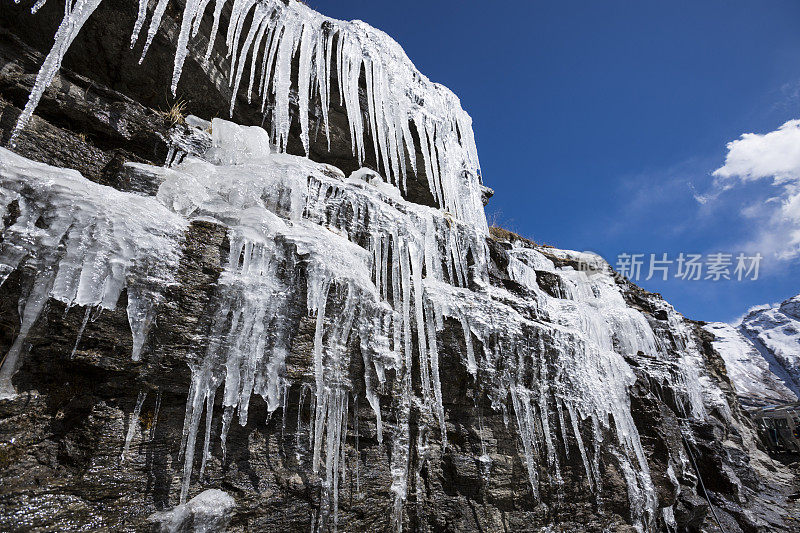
xmin=0 ymin=1 xmax=798 ymax=532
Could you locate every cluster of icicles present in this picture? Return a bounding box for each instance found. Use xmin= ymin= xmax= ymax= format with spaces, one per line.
xmin=10 ymin=0 xmax=486 ymax=232
xmin=0 ymin=116 xmax=717 ymax=531
xmin=2 ymin=0 xmax=722 ymax=529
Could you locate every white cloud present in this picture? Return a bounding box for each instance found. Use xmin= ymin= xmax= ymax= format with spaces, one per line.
xmin=714 ymin=119 xmax=800 ymax=183
xmin=712 ymin=119 xmax=800 ymax=260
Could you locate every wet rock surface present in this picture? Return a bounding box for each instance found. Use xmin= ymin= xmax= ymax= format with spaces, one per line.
xmin=0 ymin=3 xmax=798 ymax=532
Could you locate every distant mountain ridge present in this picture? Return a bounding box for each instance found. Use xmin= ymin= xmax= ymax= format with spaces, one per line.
xmin=706 ymin=294 xmax=800 ymax=408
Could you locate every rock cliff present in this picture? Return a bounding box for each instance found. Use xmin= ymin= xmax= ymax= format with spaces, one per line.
xmin=0 ymin=1 xmax=797 ymax=532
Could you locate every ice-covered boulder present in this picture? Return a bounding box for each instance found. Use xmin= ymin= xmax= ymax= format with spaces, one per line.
xmin=149 ymin=489 xmax=236 ymax=533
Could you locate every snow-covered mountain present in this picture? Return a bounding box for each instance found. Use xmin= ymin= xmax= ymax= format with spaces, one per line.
xmin=705 ymin=294 xmax=800 ymax=408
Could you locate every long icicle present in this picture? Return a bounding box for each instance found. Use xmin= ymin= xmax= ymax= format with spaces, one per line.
xmin=10 ymin=0 xmax=103 ymax=144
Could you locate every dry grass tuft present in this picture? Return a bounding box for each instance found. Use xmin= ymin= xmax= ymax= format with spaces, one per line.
xmin=489 ymin=225 xmax=553 ymax=248
xmin=162 ymin=99 xmax=188 ymax=126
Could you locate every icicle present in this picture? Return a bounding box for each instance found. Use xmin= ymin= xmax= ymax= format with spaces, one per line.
xmin=460 ymin=313 xmax=477 ymax=375
xmin=180 ymin=371 xmax=212 ymax=503
xmin=353 ymin=394 xmax=360 ymax=496
xmin=296 ymin=383 xmax=310 ymax=460
xmin=121 ymin=390 xmax=147 ymax=463
xmin=534 ymin=346 xmax=559 ymax=486
xmin=312 ymin=391 xmax=328 ymax=475
xmin=424 ymin=300 xmax=446 ymax=447
xmin=178 ymin=376 xmax=198 ymax=461
xmin=171 ymin=0 xmax=209 ymax=94
xmin=150 ymin=389 xmax=162 ymax=442
xmin=309 ymin=387 xmax=317 ymax=451
xmin=0 ymin=273 xmax=54 ymax=398
xmin=364 ymin=58 xmax=382 ymax=172
xmin=312 ymin=280 xmax=330 ymax=423
xmin=220 ymin=406 xmax=234 ymax=463
xmin=476 ymin=399 xmax=492 ymax=481
xmin=191 ymin=0 xmax=213 ymax=38
xmin=271 ymin=10 xmax=302 ymax=151
xmin=390 ymin=403 xmax=411 ymax=533
xmin=10 ymin=0 xmax=103 ymax=144
xmin=332 ymin=391 xmax=348 ymax=530
xmin=68 ymin=306 xmax=92 ymax=359
xmin=228 ymin=4 xmax=270 ymax=116
xmin=246 ymin=8 xmax=273 ymax=103
xmin=590 ymin=416 xmax=603 ymax=496
xmin=127 ymin=286 xmax=159 ymax=362
xmin=204 ymin=0 xmax=226 ymax=61
xmin=199 ymin=389 xmax=216 ymax=476
xmin=556 ymin=397 xmax=570 ymax=459
xmin=130 ymin=0 xmax=149 ymax=47
xmin=31 ymin=0 xmax=48 ymax=14
xmin=567 ymin=403 xmax=594 ymax=490
xmin=139 ymin=0 xmax=169 ymax=63
xmin=362 ymin=343 xmax=383 ymax=444
xmin=296 ymin=21 xmax=315 ymax=154
xmin=410 ymin=242 xmax=431 ymax=401
xmin=281 ymin=380 xmax=290 ymax=443
xmin=510 ymin=387 xmax=539 ymax=499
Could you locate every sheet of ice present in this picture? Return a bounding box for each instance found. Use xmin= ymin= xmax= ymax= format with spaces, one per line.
xmin=424 ymin=272 xmax=659 ymax=529
xmin=437 ymin=242 xmax=733 ymax=528
xmin=0 ymin=147 xmax=186 ymax=396
xmin=0 ymin=117 xmax=729 ymax=530
xmin=152 ymin=120 xmax=489 ymax=522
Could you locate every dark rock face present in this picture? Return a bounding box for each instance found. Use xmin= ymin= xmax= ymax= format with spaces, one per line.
xmin=0 ymin=3 xmax=798 ymax=533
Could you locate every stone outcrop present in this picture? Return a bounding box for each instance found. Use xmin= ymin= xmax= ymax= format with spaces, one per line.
xmin=0 ymin=2 xmax=797 ymax=532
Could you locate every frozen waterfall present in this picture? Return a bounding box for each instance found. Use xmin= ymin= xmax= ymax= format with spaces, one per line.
xmin=0 ymin=117 xmax=719 ymax=530
xmin=1 ymin=1 xmax=726 ymax=530
xmin=9 ymin=0 xmax=486 ymax=233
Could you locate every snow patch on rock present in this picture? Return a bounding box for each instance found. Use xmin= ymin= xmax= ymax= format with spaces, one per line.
xmin=148 ymin=489 xmax=236 ymax=533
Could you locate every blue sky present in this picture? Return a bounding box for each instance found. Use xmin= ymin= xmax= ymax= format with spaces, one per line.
xmin=311 ymin=0 xmax=800 ymax=322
